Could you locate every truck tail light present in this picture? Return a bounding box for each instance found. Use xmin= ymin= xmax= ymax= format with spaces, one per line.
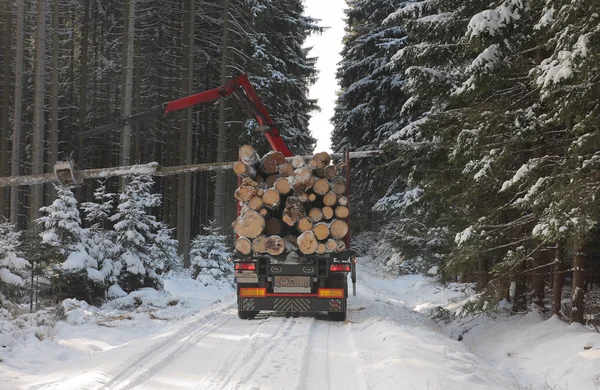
xmin=329 ymin=263 xmax=351 ymax=272
xmin=318 ymin=288 xmax=345 ymax=298
xmin=239 ymin=288 xmax=266 ymax=298
xmin=235 ymin=262 xmax=256 ymax=271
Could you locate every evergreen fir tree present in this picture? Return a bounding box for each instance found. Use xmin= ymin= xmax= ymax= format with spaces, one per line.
xmin=331 ymin=0 xmax=407 ymax=233
xmin=0 ymin=221 xmax=29 ymax=307
xmin=240 ymin=0 xmax=322 ymax=156
xmin=190 ymin=221 xmax=233 ymax=288
xmin=81 ymin=182 xmax=121 ymax=286
xmin=37 ymin=186 xmax=104 ymax=304
xmin=110 ymin=174 xmax=178 ymax=293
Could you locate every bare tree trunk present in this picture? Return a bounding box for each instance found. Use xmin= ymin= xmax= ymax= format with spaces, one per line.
xmin=30 ymin=0 xmax=48 ymax=223
xmin=531 ymin=249 xmax=547 ymax=310
xmin=78 ymin=0 xmax=90 ymax=166
xmin=177 ymin=0 xmax=194 ymax=267
xmin=10 ymin=0 xmax=23 ymax=225
xmin=571 ymin=243 xmax=587 ymax=324
xmin=47 ymin=0 xmax=59 ymax=204
xmin=552 ymin=243 xmax=564 ymax=316
xmin=120 ymin=0 xmax=135 ymax=185
xmin=214 ymin=0 xmax=230 ymax=232
xmin=0 ymin=5 xmax=12 ymax=219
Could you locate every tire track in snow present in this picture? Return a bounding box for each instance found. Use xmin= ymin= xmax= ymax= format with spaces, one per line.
xmin=192 ymin=314 xmax=273 ymax=390
xmin=100 ymin=304 xmax=233 ymax=390
xmin=295 ymin=317 xmax=317 ymax=390
xmin=196 ymin=315 xmax=293 ymax=390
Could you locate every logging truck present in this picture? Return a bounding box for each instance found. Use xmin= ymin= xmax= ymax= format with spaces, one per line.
xmin=0 ymin=73 xmax=378 ymax=321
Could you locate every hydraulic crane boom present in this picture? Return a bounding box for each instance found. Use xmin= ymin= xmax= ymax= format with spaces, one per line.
xmin=80 ymin=74 xmax=294 ymax=157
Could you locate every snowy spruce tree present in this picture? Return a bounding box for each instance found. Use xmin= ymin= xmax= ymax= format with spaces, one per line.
xmin=110 ymin=174 xmax=180 ymax=294
xmin=240 ymin=0 xmax=321 ymax=156
xmin=0 ymin=221 xmax=29 ymax=307
xmin=81 ymin=182 xmax=121 ymax=288
xmin=332 ymin=0 xmax=406 ymax=234
xmin=37 ymin=185 xmax=105 ymax=303
xmin=190 ymin=221 xmax=233 ymax=288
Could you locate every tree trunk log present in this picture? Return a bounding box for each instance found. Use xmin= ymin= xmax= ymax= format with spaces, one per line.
xmin=232 ymin=209 xmax=265 ymax=239
xmin=316 ymin=243 xmax=327 ymax=254
xmin=323 ymin=192 xmax=337 ymax=207
xmin=274 ymin=177 xmax=291 ymax=194
xmin=335 ymin=206 xmax=349 ymax=219
xmin=309 ymin=152 xmax=330 ymax=169
xmin=308 ymin=193 xmax=317 ymax=202
xmin=239 ymin=144 xmax=260 ymax=165
xmin=291 ymin=155 xmax=305 ymax=169
xmin=247 ymin=196 xmax=264 ymax=211
xmin=308 ymin=207 xmax=323 ymax=223
xmin=290 ymin=167 xmax=314 ymax=192
xmin=313 ymin=178 xmax=330 ymax=195
xmin=298 ymin=231 xmax=318 ymax=254
xmin=252 ymin=235 xmax=267 ymax=253
xmin=331 ymin=176 xmax=346 ymax=195
xmin=330 ymin=219 xmax=349 ymax=239
xmin=233 ymin=161 xmax=256 ymax=178
xmin=266 ymin=235 xmax=285 ymax=256
xmin=260 ymin=151 xmax=286 ymax=175
xmin=338 ymin=196 xmax=348 ymax=206
xmin=235 ymin=185 xmax=257 ymax=202
xmin=314 ymin=222 xmax=330 ymax=240
xmin=282 ymin=196 xmax=306 ymax=226
xmin=262 ymin=189 xmax=281 ymax=209
xmin=531 ymin=250 xmax=546 ymax=309
xmin=326 ymin=239 xmax=337 ymax=252
xmin=235 ymin=237 xmax=252 ymax=255
xmin=265 ymin=174 xmax=279 ymax=188
xmin=322 ymin=206 xmax=334 ymax=220
xmin=297 ymin=217 xmax=313 ymax=233
xmin=279 ymin=162 xmax=294 ymax=177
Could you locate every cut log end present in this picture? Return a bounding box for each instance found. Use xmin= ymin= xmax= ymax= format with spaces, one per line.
xmin=313 ymin=178 xmax=330 ymax=195
xmin=265 ymin=235 xmax=285 ymax=256
xmin=262 ymin=189 xmax=281 ymax=209
xmin=298 ymin=231 xmax=318 ymax=255
xmin=233 ymin=210 xmax=265 ymax=239
xmin=235 ymin=237 xmax=252 ymax=255
xmin=316 ymin=243 xmax=327 ymax=254
xmin=322 ymin=206 xmax=334 ymax=220
xmin=313 ymin=222 xmax=330 ymax=240
xmin=297 ymin=217 xmax=313 ymax=233
xmin=330 ymin=219 xmax=349 ymax=239
xmin=233 ymin=161 xmax=256 ymax=179
xmin=274 ymin=177 xmax=291 ymax=195
xmin=308 ymin=207 xmax=323 ymax=223
xmin=279 ymin=162 xmax=294 ymax=177
xmin=260 ymin=151 xmax=286 ymax=175
xmin=239 ymin=145 xmax=260 ymax=165
xmin=323 ymin=191 xmax=337 ymax=207
xmin=335 ymin=205 xmax=349 ymax=219
xmin=252 ymin=235 xmax=267 ymax=253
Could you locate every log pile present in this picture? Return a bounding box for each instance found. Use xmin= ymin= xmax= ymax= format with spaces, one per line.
xmin=232 ymin=145 xmax=349 ymax=256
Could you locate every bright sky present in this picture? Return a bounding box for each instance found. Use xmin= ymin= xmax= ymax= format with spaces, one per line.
xmin=304 ymin=0 xmax=346 ymax=154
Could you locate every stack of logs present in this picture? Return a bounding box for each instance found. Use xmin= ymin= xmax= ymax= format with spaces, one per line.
xmin=232 ymin=145 xmax=349 ymax=257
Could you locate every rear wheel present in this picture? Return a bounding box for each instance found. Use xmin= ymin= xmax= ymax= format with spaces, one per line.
xmin=327 ymin=311 xmax=346 ymax=321
xmin=238 ymin=310 xmax=259 ymax=320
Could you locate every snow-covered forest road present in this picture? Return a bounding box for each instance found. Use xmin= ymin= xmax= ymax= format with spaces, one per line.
xmin=3 ymin=259 xmax=521 ymax=390
xmin=4 ymin=258 xmax=599 ymax=390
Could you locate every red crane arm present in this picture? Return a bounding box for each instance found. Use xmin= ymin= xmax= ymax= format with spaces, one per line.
xmin=80 ymin=74 xmax=294 ymax=157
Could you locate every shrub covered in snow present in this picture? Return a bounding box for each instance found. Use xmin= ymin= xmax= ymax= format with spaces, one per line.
xmin=190 ymin=221 xmax=233 ymax=288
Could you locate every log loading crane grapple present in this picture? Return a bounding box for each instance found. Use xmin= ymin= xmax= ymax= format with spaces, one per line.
xmin=0 ymin=74 xmax=381 ymax=321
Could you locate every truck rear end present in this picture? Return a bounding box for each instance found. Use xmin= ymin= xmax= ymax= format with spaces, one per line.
xmin=234 ymin=252 xmax=355 ymax=321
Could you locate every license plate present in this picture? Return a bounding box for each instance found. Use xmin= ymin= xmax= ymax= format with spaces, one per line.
xmin=274 ymin=276 xmax=311 ymax=288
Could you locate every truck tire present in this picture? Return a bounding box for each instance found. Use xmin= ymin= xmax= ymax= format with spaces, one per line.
xmin=327 ymin=310 xmax=346 ymax=321
xmin=238 ymin=310 xmax=259 ymax=320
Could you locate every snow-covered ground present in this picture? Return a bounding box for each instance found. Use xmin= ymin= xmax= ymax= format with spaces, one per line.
xmin=1 ymin=259 xmax=599 ymax=390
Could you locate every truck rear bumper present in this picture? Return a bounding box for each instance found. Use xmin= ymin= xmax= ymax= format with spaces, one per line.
xmin=239 ymin=296 xmax=346 ymax=313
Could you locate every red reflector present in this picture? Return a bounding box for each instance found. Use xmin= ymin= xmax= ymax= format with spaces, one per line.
xmin=235 ymin=262 xmax=256 ymax=271
xmin=329 ymin=263 xmax=351 ymax=272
